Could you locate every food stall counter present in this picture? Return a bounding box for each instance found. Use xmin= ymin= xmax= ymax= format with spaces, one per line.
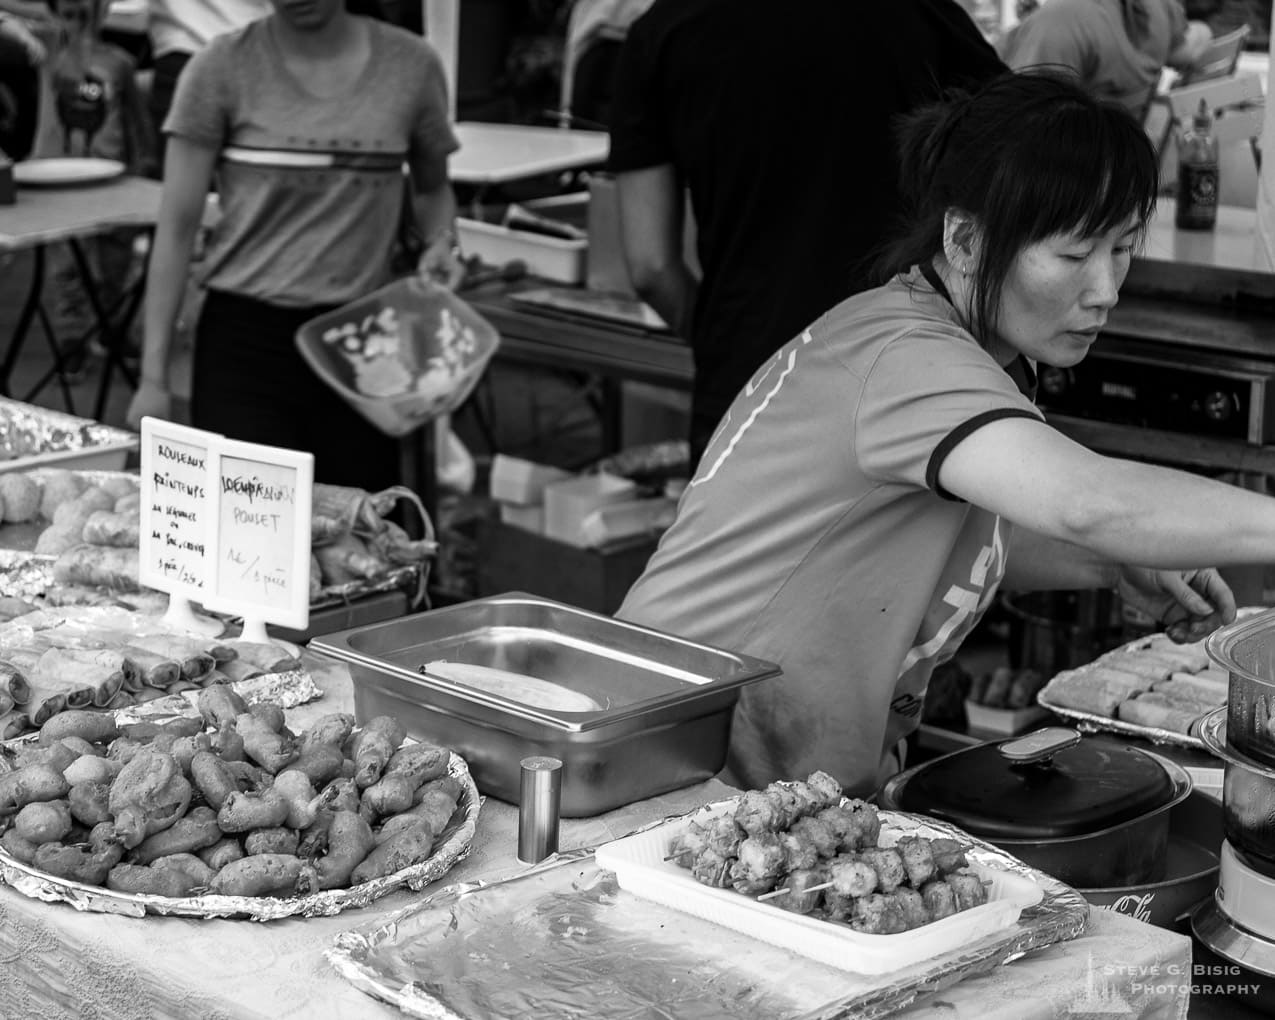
xmin=0 ymin=652 xmax=1198 ymax=1020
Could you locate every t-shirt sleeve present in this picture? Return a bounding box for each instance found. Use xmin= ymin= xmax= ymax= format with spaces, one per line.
xmin=855 ymin=331 xmax=1044 ymax=496
xmin=1000 ymin=13 xmax=1095 ymax=80
xmin=407 ymin=40 xmax=460 ymax=190
xmin=162 ymin=40 xmax=231 ymax=148
xmin=606 ymin=15 xmax=671 ymax=172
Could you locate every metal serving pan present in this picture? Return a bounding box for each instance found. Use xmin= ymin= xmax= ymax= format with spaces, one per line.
xmin=310 ymin=592 xmax=782 ymax=817
xmin=0 ymin=398 xmax=137 ymax=472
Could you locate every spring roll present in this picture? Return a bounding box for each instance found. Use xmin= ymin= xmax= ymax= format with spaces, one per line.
xmin=35 ymin=647 xmax=131 ymax=707
xmin=1117 ymin=695 xmax=1203 ymax=734
xmin=0 ymin=661 xmax=30 ymax=706
xmin=51 ymin=544 xmax=141 ymax=592
xmin=0 ymin=709 xmax=30 ymax=740
xmin=80 ymin=509 xmax=141 ymax=548
xmin=119 ymin=646 xmax=183 ymax=689
xmin=213 ymin=659 xmax=264 ymax=685
xmin=125 ymin=635 xmax=216 ymax=682
xmin=1150 ymin=676 xmax=1226 ymax=708
xmin=1094 ymin=653 xmax=1173 ymax=683
xmin=1139 ymin=635 xmax=1211 ymax=672
xmin=0 ymin=690 xmax=11 ymax=716
xmin=223 ymin=640 xmax=300 ymax=673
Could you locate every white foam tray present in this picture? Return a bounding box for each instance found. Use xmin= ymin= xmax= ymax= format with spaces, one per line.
xmin=594 ymin=801 xmax=1044 ymax=976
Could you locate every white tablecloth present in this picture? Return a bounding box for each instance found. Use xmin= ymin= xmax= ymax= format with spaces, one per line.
xmin=0 ymin=655 xmax=1197 ymax=1020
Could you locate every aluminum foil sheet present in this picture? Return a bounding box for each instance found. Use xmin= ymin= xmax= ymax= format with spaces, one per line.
xmin=327 ymin=811 xmax=1090 ymax=1020
xmin=0 ymin=468 xmax=427 ymax=609
xmin=0 ymin=710 xmax=480 ymax=921
xmin=0 ymin=399 xmax=136 ymax=469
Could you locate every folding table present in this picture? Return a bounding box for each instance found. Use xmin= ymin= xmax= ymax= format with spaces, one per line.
xmin=0 ymin=174 xmax=163 ymax=421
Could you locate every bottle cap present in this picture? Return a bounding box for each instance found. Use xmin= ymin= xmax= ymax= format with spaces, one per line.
xmin=517 ymin=755 xmax=563 ymax=865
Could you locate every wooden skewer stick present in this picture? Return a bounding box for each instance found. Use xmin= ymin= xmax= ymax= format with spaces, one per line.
xmin=757 ymin=879 xmax=835 ymax=902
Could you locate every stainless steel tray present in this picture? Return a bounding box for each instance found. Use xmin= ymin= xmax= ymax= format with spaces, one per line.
xmin=311 ymin=593 xmax=783 ymax=816
xmin=327 ymin=813 xmax=1090 ymax=1020
xmin=0 ymin=398 xmax=137 ymax=472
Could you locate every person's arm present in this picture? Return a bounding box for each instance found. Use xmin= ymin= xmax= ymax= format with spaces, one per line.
xmin=1001 ymin=527 xmax=1234 ymax=643
xmin=411 ymin=174 xmax=463 ymax=291
xmin=615 ymin=163 xmax=697 ymax=338
xmin=941 ymin=416 xmax=1275 ymax=567
xmin=126 ymin=136 xmax=216 ymax=427
xmin=1167 ymin=21 xmax=1214 ymax=71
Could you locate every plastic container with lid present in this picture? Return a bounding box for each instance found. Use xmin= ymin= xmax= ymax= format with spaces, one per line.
xmin=880 ymin=727 xmax=1192 ymax=887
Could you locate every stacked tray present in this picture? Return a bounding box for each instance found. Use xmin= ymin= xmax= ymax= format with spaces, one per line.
xmin=0 ymin=399 xmax=137 ymax=473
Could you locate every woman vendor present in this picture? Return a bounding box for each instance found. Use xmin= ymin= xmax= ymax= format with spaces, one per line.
xmin=617 ymin=71 xmax=1252 ymax=798
xmin=125 ymin=0 xmax=464 ymax=491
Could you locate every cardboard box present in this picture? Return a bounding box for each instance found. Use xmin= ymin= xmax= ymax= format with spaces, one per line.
xmin=543 ymin=472 xmax=637 ymax=547
xmin=476 ymin=518 xmax=657 ymax=615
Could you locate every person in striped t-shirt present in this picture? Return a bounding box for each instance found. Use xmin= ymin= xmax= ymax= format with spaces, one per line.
xmin=126 ymin=0 xmax=462 ymax=491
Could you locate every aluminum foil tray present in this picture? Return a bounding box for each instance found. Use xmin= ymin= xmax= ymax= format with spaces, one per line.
xmin=1033 ymin=610 xmax=1268 ymax=755
xmin=327 ymin=812 xmax=1090 ymax=1020
xmin=0 ymin=469 xmax=426 ymax=609
xmin=0 ymin=732 xmax=480 ymax=921
xmin=0 ymin=398 xmax=137 ymax=472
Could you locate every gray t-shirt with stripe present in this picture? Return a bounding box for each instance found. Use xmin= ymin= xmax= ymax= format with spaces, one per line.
xmin=164 ymin=17 xmax=458 ymax=307
xmin=617 ymin=270 xmax=1045 ymax=797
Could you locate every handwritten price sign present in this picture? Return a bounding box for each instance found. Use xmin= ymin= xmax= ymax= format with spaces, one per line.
xmin=204 ymin=439 xmax=313 ymax=631
xmin=139 ymin=419 xmax=218 ymax=598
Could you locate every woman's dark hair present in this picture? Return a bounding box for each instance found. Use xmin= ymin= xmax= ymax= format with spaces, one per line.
xmin=877 ymin=70 xmax=1159 ymax=348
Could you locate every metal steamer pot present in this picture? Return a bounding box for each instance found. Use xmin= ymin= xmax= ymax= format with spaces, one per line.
xmin=1200 ymin=708 xmax=1275 ymax=867
xmin=1208 ymin=608 xmax=1275 ymax=768
xmin=880 ymin=728 xmax=1193 ymax=889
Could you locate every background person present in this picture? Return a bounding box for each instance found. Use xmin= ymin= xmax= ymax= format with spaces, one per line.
xmin=606 ymin=0 xmax=1007 ymax=471
xmin=999 ymin=0 xmax=1214 ymax=116
xmin=144 ymin=0 xmax=269 ymax=171
xmin=616 ymin=72 xmax=1264 ymax=798
xmin=0 ymin=10 xmax=44 ymax=160
xmin=125 ymin=0 xmax=463 ymax=491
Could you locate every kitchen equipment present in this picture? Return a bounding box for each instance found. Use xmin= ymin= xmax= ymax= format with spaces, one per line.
xmin=880 ymin=728 xmax=1193 ymax=887
xmin=1199 ymin=709 xmax=1275 ymax=868
xmin=517 ymin=755 xmax=562 ymax=864
xmin=309 ymin=593 xmax=782 ymax=816
xmin=1207 ymin=608 xmax=1275 ymax=767
xmin=1190 ymin=707 xmax=1275 ymax=1012
xmin=1079 ymin=787 xmax=1221 ymax=928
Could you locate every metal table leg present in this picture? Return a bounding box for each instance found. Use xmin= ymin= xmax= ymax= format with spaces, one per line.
xmin=0 ymin=244 xmax=45 ymax=399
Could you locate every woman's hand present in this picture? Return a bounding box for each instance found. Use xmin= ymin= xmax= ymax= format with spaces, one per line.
xmin=125 ymin=378 xmax=173 ymax=430
xmin=416 ymin=230 xmax=465 ymax=291
xmin=1116 ymin=566 xmax=1237 ymax=644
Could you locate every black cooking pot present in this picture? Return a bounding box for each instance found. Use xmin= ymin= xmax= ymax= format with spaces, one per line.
xmin=880 ymin=727 xmax=1193 ymax=888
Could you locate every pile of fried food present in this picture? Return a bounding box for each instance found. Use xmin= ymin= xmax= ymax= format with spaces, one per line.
xmin=666 ymin=771 xmax=988 ymax=935
xmin=1037 ymin=633 xmax=1224 ymax=734
xmin=0 ymin=688 xmax=463 ymax=899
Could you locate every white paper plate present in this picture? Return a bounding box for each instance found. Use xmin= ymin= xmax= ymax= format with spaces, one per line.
xmin=13 ymin=158 xmax=126 ymax=187
xmin=594 ymin=801 xmax=1044 ymax=976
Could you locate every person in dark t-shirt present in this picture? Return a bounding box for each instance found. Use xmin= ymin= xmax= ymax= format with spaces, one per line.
xmin=607 ymin=0 xmax=1007 ymax=470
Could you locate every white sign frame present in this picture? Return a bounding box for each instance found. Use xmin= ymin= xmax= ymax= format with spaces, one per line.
xmin=138 ymin=417 xmax=220 ymax=601
xmin=202 ymin=437 xmax=314 ymax=632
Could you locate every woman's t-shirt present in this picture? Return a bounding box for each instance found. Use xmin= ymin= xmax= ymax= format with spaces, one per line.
xmin=164 ymin=17 xmax=458 ymax=307
xmin=616 ymin=269 xmax=1045 ymax=797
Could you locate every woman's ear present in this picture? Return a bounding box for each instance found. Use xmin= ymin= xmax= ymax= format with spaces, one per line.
xmin=942 ymin=210 xmax=982 ymax=277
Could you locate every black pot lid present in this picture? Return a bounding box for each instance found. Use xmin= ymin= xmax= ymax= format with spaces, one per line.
xmin=892 ymin=732 xmax=1176 ymax=839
